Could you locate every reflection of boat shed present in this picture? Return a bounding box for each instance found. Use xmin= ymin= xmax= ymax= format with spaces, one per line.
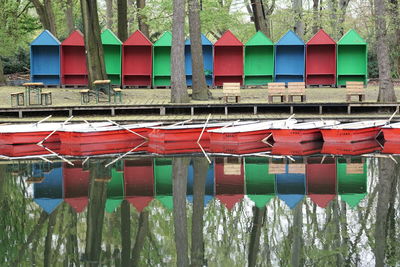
xmin=30 ymin=30 xmax=61 ymax=86
xmin=124 ymin=159 xmax=154 ymax=212
xmin=214 ymin=157 xmax=244 ymax=210
xmin=306 ymin=157 xmax=336 ymax=208
xmin=63 ymin=162 xmax=89 ymax=213
xmin=187 ymin=161 xmax=214 ymax=206
xmin=244 ymin=157 xmax=275 ymax=208
xmin=274 ymin=30 xmax=305 ymax=84
xmin=185 ymin=34 xmax=213 ymax=87
xmin=154 ymin=158 xmax=173 ymax=210
xmin=276 ymin=162 xmax=305 ymax=208
xmin=337 ymin=157 xmax=367 ymax=208
xmin=33 ymin=164 xmax=63 ymax=214
xmin=105 ymin=167 xmax=124 ymax=213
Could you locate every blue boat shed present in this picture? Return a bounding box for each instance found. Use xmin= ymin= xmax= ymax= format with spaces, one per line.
xmin=187 ymin=161 xmax=214 ymax=206
xmin=275 ymin=163 xmax=305 ymax=209
xmin=33 ymin=164 xmax=63 ymax=214
xmin=30 ymin=30 xmax=61 ymax=86
xmin=184 ymin=34 xmax=213 ymax=87
xmin=274 ymin=30 xmax=305 ymax=84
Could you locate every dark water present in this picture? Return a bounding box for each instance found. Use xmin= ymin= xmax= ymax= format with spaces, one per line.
xmin=0 ymin=152 xmax=399 ymax=266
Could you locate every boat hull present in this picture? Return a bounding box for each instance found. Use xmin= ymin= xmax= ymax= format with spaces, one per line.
xmin=0 ymin=143 xmax=60 ymax=157
xmin=148 ymin=140 xmax=209 ymax=154
xmin=59 ymin=140 xmax=147 ymax=156
xmin=149 ymin=128 xmax=217 ymax=143
xmin=272 ymin=129 xmax=322 ymax=143
xmin=58 ymin=128 xmax=151 ymax=144
xmin=320 ymin=127 xmax=382 ymax=143
xmin=382 ymin=128 xmax=400 ymax=142
xmin=209 ymin=141 xmax=271 ymax=155
xmin=208 ymin=130 xmax=272 ymax=144
xmin=271 ymin=141 xmax=323 ymax=156
xmin=321 ymin=140 xmax=381 ymax=155
xmin=0 ymin=132 xmax=59 ymax=145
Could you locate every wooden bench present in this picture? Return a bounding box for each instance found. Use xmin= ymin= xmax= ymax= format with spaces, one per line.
xmin=267 ymin=82 xmax=286 ymax=103
xmin=11 ymin=92 xmax=25 ymax=106
xmin=288 ymin=82 xmax=306 ymax=102
xmin=41 ymin=92 xmax=52 ymax=105
xmin=80 ymin=89 xmax=90 ymax=104
xmin=222 ymin=82 xmax=241 ymax=103
xmin=346 ymin=81 xmax=365 ymax=102
xmin=113 ymin=88 xmax=122 ymax=103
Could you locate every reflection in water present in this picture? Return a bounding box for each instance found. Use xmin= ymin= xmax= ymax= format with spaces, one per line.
xmin=1 ymin=155 xmax=399 ymax=266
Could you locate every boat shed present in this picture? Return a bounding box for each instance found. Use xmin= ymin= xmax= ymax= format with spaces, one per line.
xmin=337 ymin=29 xmax=368 ymax=86
xmin=213 ymin=30 xmax=244 ymax=86
xmin=30 ymin=30 xmax=61 ymax=86
xmin=61 ymin=30 xmax=88 ymax=86
xmin=244 ymin=31 xmax=274 ymax=86
xmin=122 ymin=30 xmax=153 ymax=88
xmin=185 ymin=34 xmax=214 ymax=87
xmin=306 ymin=29 xmax=336 ymax=86
xmin=274 ymin=30 xmax=305 ymax=84
xmin=101 ymin=29 xmax=122 ymax=86
xmin=153 ymin=32 xmax=172 ymax=87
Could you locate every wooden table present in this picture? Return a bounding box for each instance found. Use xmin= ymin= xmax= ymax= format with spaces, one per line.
xmin=93 ymin=80 xmax=111 ymax=103
xmin=23 ymin=82 xmax=43 ymax=105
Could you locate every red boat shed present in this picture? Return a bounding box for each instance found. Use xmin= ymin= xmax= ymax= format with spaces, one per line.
xmin=213 ymin=30 xmax=244 ymax=86
xmin=61 ymin=30 xmax=88 ymax=86
xmin=306 ymin=29 xmax=336 ymax=86
xmin=63 ymin=162 xmax=89 ymax=213
xmin=122 ymin=30 xmax=153 ymax=88
xmin=214 ymin=157 xmax=244 ymax=210
xmin=124 ymin=159 xmax=154 ymax=212
xmin=306 ymin=157 xmax=336 ymax=208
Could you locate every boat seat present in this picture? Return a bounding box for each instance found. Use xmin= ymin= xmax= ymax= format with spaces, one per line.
xmin=287 ymin=82 xmax=306 ymax=102
xmin=10 ymin=92 xmax=25 ymax=107
xmin=267 ymin=82 xmax=286 ymax=103
xmin=222 ymin=82 xmax=241 ymax=103
xmin=80 ymin=89 xmax=90 ymax=104
xmin=346 ymin=81 xmax=365 ymax=102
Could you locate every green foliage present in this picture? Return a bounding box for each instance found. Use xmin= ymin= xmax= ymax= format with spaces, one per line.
xmin=2 ymin=48 xmax=30 ymax=74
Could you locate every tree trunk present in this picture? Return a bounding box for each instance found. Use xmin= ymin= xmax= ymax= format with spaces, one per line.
xmin=251 ymin=0 xmax=269 ymax=35
xmin=374 ymin=158 xmax=397 ymax=267
xmin=131 ymin=211 xmax=149 ymax=266
xmin=338 ymin=0 xmax=350 ymax=37
xmin=0 ymin=59 xmax=6 ymax=85
xmin=248 ymin=207 xmax=266 ymax=267
xmin=44 ymin=210 xmax=58 ymax=267
xmin=117 ymin=0 xmax=128 ymax=42
xmin=84 ymin=161 xmax=109 ymax=266
xmin=172 ymin=157 xmax=190 ymax=266
xmin=312 ymin=0 xmax=319 ymax=34
xmin=106 ymin=0 xmax=114 ymax=29
xmin=80 ymin=0 xmax=108 ymax=89
xmin=389 ymin=0 xmax=400 ymax=77
xmin=374 ymin=0 xmax=397 ymax=102
xmin=188 ymin=0 xmax=209 ymax=100
xmin=291 ymin=203 xmax=303 ymax=267
xmin=30 ymin=0 xmax=57 ymax=36
xmin=171 ymin=0 xmax=190 ymax=103
xmin=136 ymin=0 xmax=150 ymax=38
xmin=190 ymin=158 xmax=209 ymax=266
xmin=120 ymin=200 xmax=131 ymax=266
xmin=328 ymin=0 xmax=338 ymax=37
xmin=293 ymin=0 xmax=304 ymax=37
xmin=65 ymin=0 xmax=74 ymax=34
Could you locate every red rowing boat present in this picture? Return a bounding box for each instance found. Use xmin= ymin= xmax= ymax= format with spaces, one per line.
xmin=209 ymin=141 xmax=272 ymax=155
xmin=59 ymin=140 xmax=148 ymax=156
xmin=58 ymin=122 xmax=161 ymax=144
xmin=321 ymin=139 xmax=382 ymax=155
xmin=381 ymin=122 xmax=400 ymax=142
xmin=207 ymin=119 xmax=297 ymax=143
xmin=0 ymin=143 xmax=60 ymax=158
xmin=381 ymin=141 xmax=400 ymax=154
xmin=271 ymin=141 xmax=323 ymax=156
xmin=320 ymin=120 xmax=387 ymax=143
xmin=271 ymin=120 xmax=340 ymax=143
xmin=148 ymin=121 xmax=256 ymax=143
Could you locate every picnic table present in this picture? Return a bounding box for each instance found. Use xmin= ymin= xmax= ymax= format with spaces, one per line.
xmin=93 ymin=80 xmax=111 ymax=103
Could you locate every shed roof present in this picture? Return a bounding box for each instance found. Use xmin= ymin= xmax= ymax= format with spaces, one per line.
xmin=31 ymin=30 xmax=61 ymax=46
xmin=124 ymin=30 xmax=152 ymax=46
xmin=214 ymin=30 xmax=243 ymax=46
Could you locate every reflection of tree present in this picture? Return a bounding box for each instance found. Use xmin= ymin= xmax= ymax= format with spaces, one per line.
xmin=248 ymin=206 xmax=266 ymax=267
xmin=375 ymin=158 xmax=398 ymax=267
xmin=172 ymin=157 xmax=190 ymax=266
xmin=191 ymin=158 xmax=209 ymax=266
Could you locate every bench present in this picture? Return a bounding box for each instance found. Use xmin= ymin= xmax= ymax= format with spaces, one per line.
xmin=288 ymin=82 xmax=306 ymax=102
xmin=11 ymin=92 xmax=25 ymax=106
xmin=346 ymin=81 xmax=365 ymax=102
xmin=267 ymin=82 xmax=286 ymax=103
xmin=41 ymin=92 xmax=52 ymax=105
xmin=223 ymin=82 xmax=241 ymax=103
xmin=113 ymin=88 xmax=122 ymax=103
xmin=80 ymin=89 xmax=90 ymax=104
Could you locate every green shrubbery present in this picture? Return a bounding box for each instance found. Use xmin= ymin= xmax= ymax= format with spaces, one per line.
xmin=2 ymin=48 xmax=30 ymax=75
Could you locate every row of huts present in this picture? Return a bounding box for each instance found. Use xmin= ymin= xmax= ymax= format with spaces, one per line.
xmin=30 ymin=28 xmax=367 ymax=88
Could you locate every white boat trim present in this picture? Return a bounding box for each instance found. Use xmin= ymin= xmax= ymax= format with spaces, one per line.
xmin=382 ymin=121 xmax=400 ymax=129
xmin=151 ymin=121 xmax=258 ymax=130
xmin=321 ymin=120 xmax=387 ymax=130
xmin=0 ymin=122 xmax=112 ymax=134
xmin=58 ymin=122 xmax=162 ymax=133
xmin=273 ymin=120 xmax=341 ymax=130
xmin=207 ymin=119 xmax=297 ymax=133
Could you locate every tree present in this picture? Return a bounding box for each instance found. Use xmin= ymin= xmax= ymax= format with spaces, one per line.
xmin=171 ymin=0 xmax=189 ymax=103
xmin=248 ymin=207 xmax=266 ymax=267
xmin=80 ymin=0 xmax=107 ymax=89
xmin=188 ymin=0 xmax=209 ymax=100
xmin=0 ymin=60 xmax=6 ymax=85
xmin=374 ymin=0 xmax=397 ymax=102
xmin=117 ymin=0 xmax=128 ymax=42
xmin=137 ymin=0 xmax=150 ymax=38
xmin=312 ymin=0 xmax=320 ymax=34
xmin=30 ymin=0 xmax=57 ymax=36
xmin=249 ymin=0 xmax=275 ymax=38
xmin=106 ymin=0 xmax=113 ymax=29
xmin=292 ymin=0 xmax=304 ymax=37
xmin=64 ymin=0 xmax=74 ymax=34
